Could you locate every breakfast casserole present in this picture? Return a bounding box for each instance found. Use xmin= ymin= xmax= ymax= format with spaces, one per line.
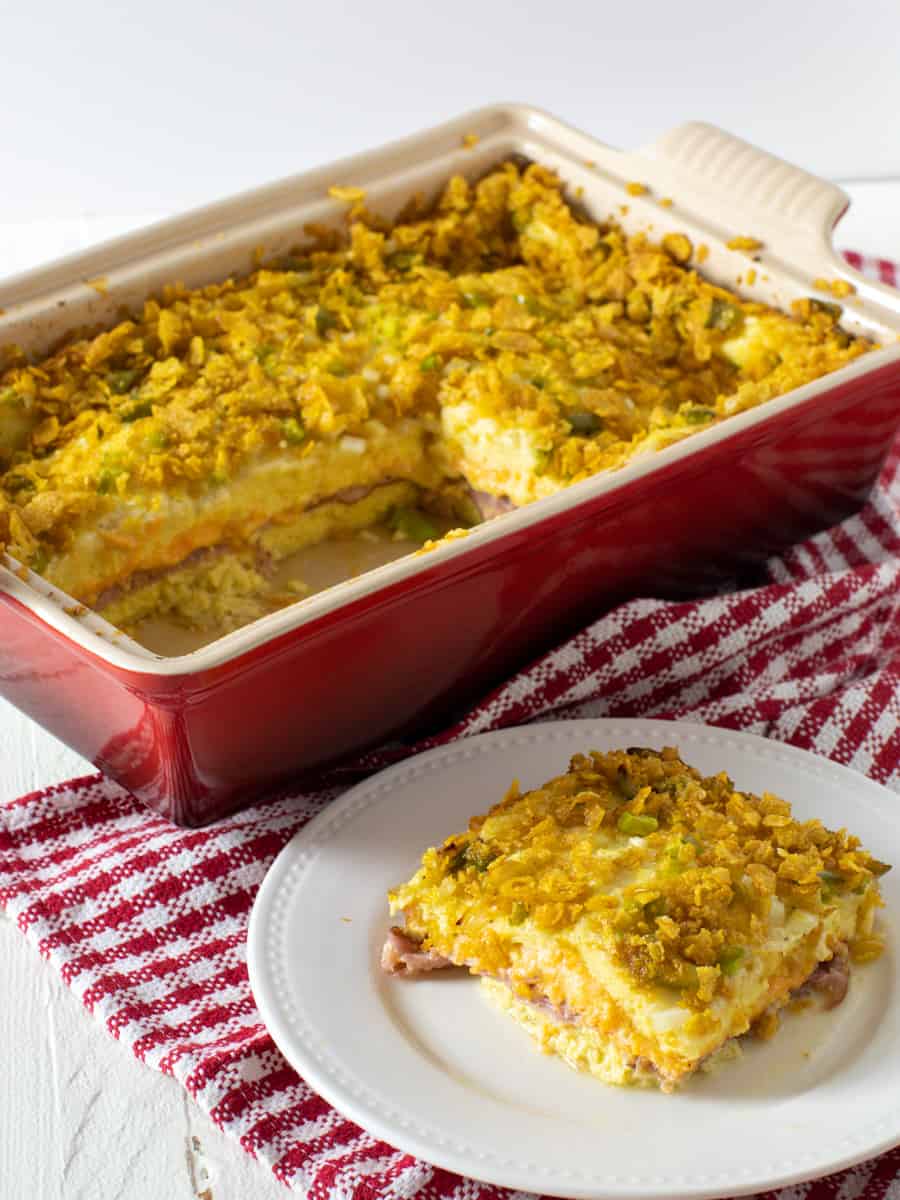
xmin=0 ymin=163 xmax=872 ymax=646
xmin=383 ymin=746 xmax=890 ymax=1091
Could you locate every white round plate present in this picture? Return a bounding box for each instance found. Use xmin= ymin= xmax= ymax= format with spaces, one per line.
xmin=247 ymin=719 xmax=900 ymax=1199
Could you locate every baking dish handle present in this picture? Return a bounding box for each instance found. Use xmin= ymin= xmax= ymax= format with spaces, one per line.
xmin=635 ymin=121 xmax=900 ymax=323
xmin=638 ymin=122 xmax=848 ymax=248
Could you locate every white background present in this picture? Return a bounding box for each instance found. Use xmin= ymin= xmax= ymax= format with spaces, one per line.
xmin=3 ymin=2 xmax=900 ymax=1196
xmin=3 ymin=0 xmax=900 ymax=223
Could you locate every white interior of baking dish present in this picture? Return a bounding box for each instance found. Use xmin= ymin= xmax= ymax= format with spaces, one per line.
xmin=3 ymin=103 xmax=900 ymax=675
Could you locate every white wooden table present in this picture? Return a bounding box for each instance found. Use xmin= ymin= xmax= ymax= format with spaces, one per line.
xmin=0 ymin=715 xmax=287 ymax=1200
xmin=1 ymin=182 xmax=898 ymax=1199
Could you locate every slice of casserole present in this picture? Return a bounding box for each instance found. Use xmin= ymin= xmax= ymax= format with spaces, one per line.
xmin=384 ymin=746 xmax=889 ymax=1090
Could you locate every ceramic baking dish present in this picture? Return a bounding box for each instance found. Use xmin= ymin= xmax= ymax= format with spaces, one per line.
xmin=3 ymin=104 xmax=900 ymax=825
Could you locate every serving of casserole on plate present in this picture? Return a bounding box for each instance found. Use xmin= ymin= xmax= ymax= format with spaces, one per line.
xmin=246 ymin=719 xmax=900 ymax=1199
xmin=3 ymin=105 xmax=900 ymax=824
xmin=384 ymin=744 xmax=888 ymax=1092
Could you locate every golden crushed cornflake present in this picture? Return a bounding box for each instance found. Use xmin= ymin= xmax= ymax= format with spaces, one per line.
xmin=661 ymin=233 xmax=692 ymax=263
xmin=389 ymin=746 xmax=889 ymax=1004
xmin=626 ymin=182 xmax=648 ymax=196
xmin=814 ymin=277 xmax=857 ymax=299
xmin=418 ymin=527 xmax=470 ymax=554
xmin=0 ymin=161 xmax=874 ymax=639
xmin=328 ymin=184 xmax=366 ymax=204
xmin=727 ymin=235 xmax=763 ymax=253
xmin=85 ymin=276 xmax=109 ymax=296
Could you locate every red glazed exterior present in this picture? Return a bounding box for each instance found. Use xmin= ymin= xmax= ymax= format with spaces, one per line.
xmin=2 ymin=358 xmax=899 ymax=824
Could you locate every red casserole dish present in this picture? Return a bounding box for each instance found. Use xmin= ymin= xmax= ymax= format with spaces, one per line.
xmin=3 ymin=104 xmax=900 ymax=825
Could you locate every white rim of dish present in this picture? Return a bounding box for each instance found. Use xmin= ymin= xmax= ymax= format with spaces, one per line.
xmin=247 ymin=719 xmax=900 ymax=1200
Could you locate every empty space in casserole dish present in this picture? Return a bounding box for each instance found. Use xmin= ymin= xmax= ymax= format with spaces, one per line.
xmin=2 ymin=104 xmax=900 ymax=669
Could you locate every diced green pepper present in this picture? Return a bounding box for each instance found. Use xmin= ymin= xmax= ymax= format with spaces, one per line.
xmin=533 ymin=448 xmax=552 ymax=476
xmin=472 ymin=848 xmax=498 ymax=873
xmin=419 ymin=353 xmax=442 ymax=372
xmin=643 ymin=896 xmax=667 ymax=921
xmin=682 ymin=406 xmax=715 ymax=425
xmin=447 ymin=844 xmax=467 ymax=874
xmin=462 ymin=290 xmax=490 ymax=308
xmin=254 ymin=344 xmax=280 ymax=377
xmin=509 ymin=902 xmax=529 ymax=926
xmin=315 ymin=306 xmax=339 ymax=336
xmin=566 ymin=410 xmax=604 ymax=436
xmin=107 ymin=368 xmax=142 ymax=395
xmin=282 ymin=417 xmax=306 ymax=444
xmin=809 ymin=298 xmax=842 ymax=321
xmin=663 ymin=839 xmax=688 ymax=876
xmin=119 ymin=399 xmax=153 ymax=423
xmin=387 ymin=250 xmax=417 ymax=272
xmin=389 ymin=506 xmax=438 ymax=542
xmin=656 ymin=776 xmax=687 ymax=798
xmin=719 ymin=945 xmax=745 ymax=976
xmin=617 ymin=812 xmax=658 ymax=837
xmin=706 ymin=298 xmax=743 ymax=333
xmin=448 ymin=841 xmax=497 ymax=875
xmin=515 ymin=294 xmax=545 ymax=316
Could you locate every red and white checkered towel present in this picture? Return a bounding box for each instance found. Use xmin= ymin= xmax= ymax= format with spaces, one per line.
xmin=2 ymin=253 xmax=900 ymax=1200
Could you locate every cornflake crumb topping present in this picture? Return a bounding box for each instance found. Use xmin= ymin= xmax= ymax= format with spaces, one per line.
xmin=0 ymin=163 xmax=872 ymax=575
xmin=726 ymin=236 xmax=763 ymax=253
xmin=389 ymin=746 xmax=889 ymax=1005
xmin=814 ymin=276 xmax=857 ymax=299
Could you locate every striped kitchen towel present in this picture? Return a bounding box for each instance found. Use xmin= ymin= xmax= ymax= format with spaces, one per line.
xmin=1 ymin=252 xmax=899 ymax=1200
